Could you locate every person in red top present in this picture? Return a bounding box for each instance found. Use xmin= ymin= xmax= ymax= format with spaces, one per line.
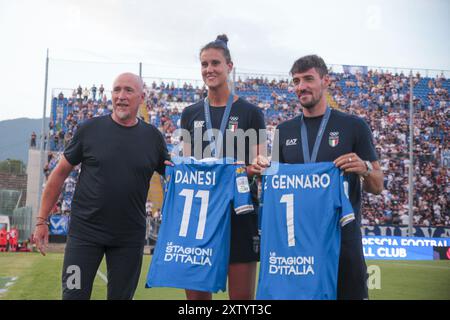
xmin=8 ymin=227 xmax=19 ymax=252
xmin=0 ymin=227 xmax=7 ymax=252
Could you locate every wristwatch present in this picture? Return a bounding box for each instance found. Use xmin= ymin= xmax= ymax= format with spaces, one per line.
xmin=362 ymin=161 xmax=373 ymax=177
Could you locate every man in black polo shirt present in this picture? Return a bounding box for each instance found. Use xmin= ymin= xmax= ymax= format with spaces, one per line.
xmin=273 ymin=55 xmax=384 ymax=299
xmin=34 ymin=73 xmax=169 ymax=300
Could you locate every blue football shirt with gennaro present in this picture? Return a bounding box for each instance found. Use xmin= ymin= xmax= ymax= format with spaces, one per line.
xmin=272 ymin=109 xmax=377 ymax=241
xmin=256 ymin=162 xmax=354 ymax=300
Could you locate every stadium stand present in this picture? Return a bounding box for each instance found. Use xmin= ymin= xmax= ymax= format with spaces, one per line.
xmin=43 ymin=71 xmax=449 ymax=228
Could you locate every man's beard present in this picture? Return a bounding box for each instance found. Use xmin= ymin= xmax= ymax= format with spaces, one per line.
xmin=299 ymin=91 xmax=323 ymax=109
xmin=114 ymin=108 xmax=131 ymax=120
xmin=300 ymin=100 xmax=318 ymax=109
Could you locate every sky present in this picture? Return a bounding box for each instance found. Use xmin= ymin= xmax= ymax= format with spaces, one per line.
xmin=0 ymin=0 xmax=449 ymax=121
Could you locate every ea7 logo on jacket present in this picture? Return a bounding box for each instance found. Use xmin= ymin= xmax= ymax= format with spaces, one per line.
xmin=286 ymin=138 xmax=298 ymax=146
xmin=194 ymin=121 xmax=205 ymax=128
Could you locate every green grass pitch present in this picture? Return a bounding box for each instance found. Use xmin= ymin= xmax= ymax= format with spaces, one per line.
xmin=0 ymin=252 xmax=449 ymax=300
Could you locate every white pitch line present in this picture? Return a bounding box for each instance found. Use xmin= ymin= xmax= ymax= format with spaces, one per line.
xmin=96 ymin=270 xmax=108 ymax=284
xmin=0 ymin=277 xmax=18 ymax=296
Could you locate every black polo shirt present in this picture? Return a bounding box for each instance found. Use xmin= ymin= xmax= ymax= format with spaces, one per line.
xmin=180 ymin=97 xmax=266 ymax=209
xmin=273 ymin=108 xmax=378 ymax=241
xmin=64 ymin=114 xmax=169 ymax=246
xmin=180 ymin=97 xmax=266 ymax=165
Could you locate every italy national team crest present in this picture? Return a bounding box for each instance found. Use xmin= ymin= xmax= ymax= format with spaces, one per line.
xmin=329 ymin=132 xmax=339 ymax=147
xmin=228 ymin=116 xmax=239 ymax=132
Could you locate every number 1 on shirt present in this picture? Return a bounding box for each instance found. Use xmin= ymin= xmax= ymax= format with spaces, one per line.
xmin=179 ymin=189 xmax=210 ymax=240
xmin=280 ymin=193 xmax=295 ymax=247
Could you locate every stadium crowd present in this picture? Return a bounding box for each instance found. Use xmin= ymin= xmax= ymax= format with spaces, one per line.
xmin=43 ymin=69 xmax=449 ymax=227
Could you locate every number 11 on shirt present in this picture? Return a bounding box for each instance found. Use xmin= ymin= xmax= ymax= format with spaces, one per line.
xmin=179 ymin=189 xmax=210 ymax=240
